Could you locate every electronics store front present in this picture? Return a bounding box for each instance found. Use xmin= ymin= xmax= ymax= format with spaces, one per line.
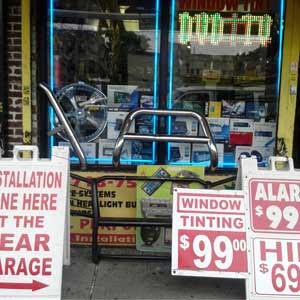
xmin=47 ymin=0 xmax=285 ymax=169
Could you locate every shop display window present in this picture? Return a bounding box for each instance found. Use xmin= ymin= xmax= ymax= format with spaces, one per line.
xmin=167 ymin=0 xmax=284 ymax=168
xmin=49 ymin=0 xmax=160 ymax=165
xmin=48 ymin=0 xmax=285 ymax=169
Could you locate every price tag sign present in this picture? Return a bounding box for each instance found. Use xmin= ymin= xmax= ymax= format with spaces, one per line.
xmin=172 ymin=188 xmax=248 ymax=278
xmin=252 ymin=238 xmax=300 ymax=296
xmin=241 ymin=156 xmax=300 ymax=300
xmin=249 ymin=179 xmax=300 ymax=233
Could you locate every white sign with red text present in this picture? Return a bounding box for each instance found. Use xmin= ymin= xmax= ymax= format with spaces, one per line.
xmin=172 ymin=188 xmax=248 ymax=278
xmin=0 ymin=145 xmax=69 ymax=300
xmin=240 ymin=156 xmax=300 ymax=299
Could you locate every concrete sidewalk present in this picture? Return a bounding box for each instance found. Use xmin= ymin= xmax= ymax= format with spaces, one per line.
xmin=61 ymin=247 xmax=246 ymax=300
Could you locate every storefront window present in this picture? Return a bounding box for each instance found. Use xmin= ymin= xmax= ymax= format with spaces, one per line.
xmin=168 ymin=0 xmax=284 ymax=168
xmin=49 ymin=0 xmax=160 ymax=165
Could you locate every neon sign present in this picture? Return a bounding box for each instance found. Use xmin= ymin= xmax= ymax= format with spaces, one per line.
xmin=178 ymin=12 xmax=272 ymax=46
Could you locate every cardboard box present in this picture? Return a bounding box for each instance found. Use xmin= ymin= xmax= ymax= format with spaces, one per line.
xmin=229 ymin=118 xmax=254 ymax=145
xmin=98 ymin=139 xmax=132 ymax=164
xmin=235 ymin=145 xmax=275 ymax=166
xmin=107 ymin=110 xmax=135 ymax=140
xmin=107 ymin=85 xmax=138 ymax=109
xmin=192 ymin=143 xmax=224 ymax=163
xmin=253 ymin=122 xmax=276 ymax=147
xmin=207 ymin=117 xmax=230 ymax=142
xmin=58 ymin=141 xmax=96 ymax=158
xmin=171 ymin=116 xmax=198 ymax=136
xmin=208 ymin=101 xmax=222 ymax=117
xmin=168 ymin=143 xmax=191 ymax=163
xmin=245 ymin=102 xmax=268 ymax=120
xmin=131 ymin=141 xmax=154 ymax=160
xmin=140 ymin=95 xmax=154 ymax=108
xmin=222 ymin=100 xmax=245 ymax=117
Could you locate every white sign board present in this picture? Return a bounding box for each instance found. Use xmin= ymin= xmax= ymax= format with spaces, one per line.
xmin=240 ymin=156 xmax=300 ymax=300
xmin=0 ymin=145 xmax=69 ymax=300
xmin=172 ymin=188 xmax=248 ymax=278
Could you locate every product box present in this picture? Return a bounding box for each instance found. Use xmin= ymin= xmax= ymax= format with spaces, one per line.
xmin=253 ymin=122 xmax=276 ymax=147
xmin=131 ymin=141 xmax=154 ymax=161
xmin=58 ymin=141 xmax=96 ymax=158
xmin=207 ymin=117 xmax=230 ymax=142
xmin=107 ymin=110 xmax=135 ymax=140
xmin=135 ymin=115 xmax=154 ymax=135
xmin=245 ymin=102 xmax=268 ymax=120
xmin=235 ymin=145 xmax=275 ymax=166
xmin=171 ymin=116 xmax=198 ymax=136
xmin=136 ymin=165 xmax=204 ymax=253
xmin=192 ymin=143 xmax=224 ymax=163
xmin=222 ymin=100 xmax=245 ymax=117
xmin=229 ymin=118 xmax=254 ymax=145
xmin=208 ymin=101 xmax=222 ymax=117
xmin=140 ymin=95 xmax=154 ymax=108
xmin=107 ymin=85 xmax=138 ymax=109
xmin=98 ymin=139 xmax=132 ymax=164
xmin=168 ymin=143 xmax=191 ymax=163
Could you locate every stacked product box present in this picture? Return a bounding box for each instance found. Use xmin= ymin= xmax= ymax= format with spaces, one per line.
xmin=235 ymin=122 xmax=276 ymax=165
xmin=107 ymin=85 xmax=139 ymax=110
xmin=98 ymin=139 xmax=132 ymax=164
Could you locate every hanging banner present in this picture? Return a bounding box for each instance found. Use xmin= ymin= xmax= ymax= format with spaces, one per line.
xmin=0 ymin=145 xmax=69 ymax=300
xmin=240 ymin=156 xmax=300 ymax=300
xmin=172 ymin=188 xmax=248 ymax=278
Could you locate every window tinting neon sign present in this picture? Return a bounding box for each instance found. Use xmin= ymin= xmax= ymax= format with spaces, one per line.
xmin=179 ymin=12 xmax=272 ymax=46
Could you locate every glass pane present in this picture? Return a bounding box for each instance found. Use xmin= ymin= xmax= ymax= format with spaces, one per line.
xmin=50 ymin=0 xmax=160 ymax=165
xmin=168 ymin=0 xmax=284 ymax=168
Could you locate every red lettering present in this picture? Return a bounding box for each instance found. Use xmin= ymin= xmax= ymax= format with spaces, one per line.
xmin=0 ymin=257 xmax=53 ymax=276
xmin=0 ymin=193 xmax=18 ymax=209
xmin=15 ymin=234 xmax=32 ymax=251
xmin=207 ymin=0 xmax=216 ymax=10
xmin=0 ymin=234 xmax=14 ymax=250
xmin=255 ymin=0 xmax=263 ymax=11
xmin=5 ymin=258 xmax=15 ymax=275
xmin=260 ymin=241 xmax=283 ymax=261
xmin=34 ymin=234 xmax=50 ymax=251
xmin=22 ymin=193 xmax=57 ymax=210
xmin=226 ymin=0 xmax=238 ymax=10
xmin=42 ymin=258 xmax=52 ymax=275
xmin=80 ymin=219 xmax=91 ymax=229
xmin=216 ymin=0 xmax=225 ymax=10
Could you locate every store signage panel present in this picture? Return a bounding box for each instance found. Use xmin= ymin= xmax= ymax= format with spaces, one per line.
xmin=178 ymin=12 xmax=272 ymax=47
xmin=241 ymin=156 xmax=300 ymax=300
xmin=172 ymin=188 xmax=248 ymax=278
xmin=252 ymin=237 xmax=300 ymax=297
xmin=179 ymin=0 xmax=271 ymax=12
xmin=249 ymin=178 xmax=300 ymax=233
xmin=0 ymin=146 xmax=69 ymax=300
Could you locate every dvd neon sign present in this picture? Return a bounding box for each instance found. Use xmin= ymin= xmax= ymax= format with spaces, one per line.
xmin=178 ymin=12 xmax=272 ymax=46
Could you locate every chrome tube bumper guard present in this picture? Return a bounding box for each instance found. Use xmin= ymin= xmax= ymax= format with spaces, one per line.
xmin=39 ymin=82 xmax=87 ymax=170
xmin=39 ymin=84 xmax=225 ymax=262
xmin=113 ymin=108 xmax=218 ymax=171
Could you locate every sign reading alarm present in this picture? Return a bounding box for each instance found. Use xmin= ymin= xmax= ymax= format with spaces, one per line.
xmin=240 ymin=156 xmax=300 ymax=300
xmin=249 ymin=179 xmax=300 ymax=233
